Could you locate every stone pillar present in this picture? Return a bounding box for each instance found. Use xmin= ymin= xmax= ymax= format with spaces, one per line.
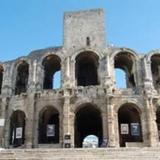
xmin=114 ymin=111 xmax=120 ymax=147
xmin=62 ymin=57 xmax=71 ymax=88
xmin=0 ymin=98 xmax=7 ymax=148
xmin=70 ymin=60 xmax=76 ymax=87
xmin=36 ymin=62 xmax=44 ymax=91
xmin=104 ymin=55 xmax=113 ymax=92
xmin=3 ymin=97 xmax=10 ymax=148
xmin=2 ymin=64 xmax=13 ymax=97
xmin=24 ymin=93 xmax=36 ymax=148
xmin=143 ymin=58 xmax=155 ymax=93
xmin=28 ymin=60 xmax=37 ymax=92
xmin=62 ymin=89 xmax=74 ymax=147
xmin=101 ymin=112 xmax=108 ymax=144
xmin=107 ymin=97 xmax=117 ymax=147
xmin=145 ymin=97 xmax=159 ymax=147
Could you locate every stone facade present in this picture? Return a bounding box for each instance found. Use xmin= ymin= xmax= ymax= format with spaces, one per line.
xmin=0 ymin=9 xmax=160 ymax=149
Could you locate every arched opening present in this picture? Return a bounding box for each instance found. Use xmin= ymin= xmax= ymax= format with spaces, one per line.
xmin=74 ymin=104 xmax=102 ymax=147
xmin=42 ymin=55 xmax=61 ymax=89
xmin=115 ymin=68 xmax=126 ymax=88
xmin=0 ymin=65 xmax=3 ymax=94
xmin=82 ymin=135 xmax=99 ymax=148
xmin=156 ymin=107 xmax=160 ymax=140
xmin=9 ymin=110 xmax=25 ymax=147
xmin=15 ymin=61 xmax=29 ymax=95
xmin=114 ymin=52 xmax=136 ymax=88
xmin=75 ymin=51 xmax=99 ymax=86
xmin=118 ymin=104 xmax=142 ymax=147
xmin=38 ymin=106 xmax=59 ymax=144
xmin=151 ymin=54 xmax=160 ymax=91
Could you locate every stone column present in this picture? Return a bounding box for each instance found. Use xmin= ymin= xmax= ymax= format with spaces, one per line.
xmin=104 ymin=55 xmax=113 ymax=92
xmin=3 ymin=97 xmax=10 ymax=148
xmin=28 ymin=60 xmax=37 ymax=92
xmin=0 ymin=98 xmax=7 ymax=148
xmin=107 ymin=96 xmax=117 ymax=147
xmin=24 ymin=93 xmax=36 ymax=148
xmin=101 ymin=112 xmax=108 ymax=144
xmin=145 ymin=97 xmax=159 ymax=147
xmin=143 ymin=58 xmax=155 ymax=93
xmin=2 ymin=64 xmax=13 ymax=97
xmin=62 ymin=89 xmax=74 ymax=147
xmin=114 ymin=111 xmax=120 ymax=147
xmin=61 ymin=57 xmax=71 ymax=88
xmin=70 ymin=60 xmax=76 ymax=87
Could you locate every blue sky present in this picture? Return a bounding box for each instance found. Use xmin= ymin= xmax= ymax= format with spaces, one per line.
xmin=0 ymin=0 xmax=159 ymax=88
xmin=1 ymin=0 xmax=160 ymax=62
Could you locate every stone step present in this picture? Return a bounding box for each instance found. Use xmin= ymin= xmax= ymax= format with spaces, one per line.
xmin=0 ymin=148 xmax=160 ymax=160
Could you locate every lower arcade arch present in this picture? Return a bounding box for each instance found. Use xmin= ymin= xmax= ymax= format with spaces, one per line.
xmin=9 ymin=110 xmax=25 ymax=147
xmin=156 ymin=106 xmax=160 ymax=140
xmin=118 ymin=103 xmax=143 ymax=147
xmin=74 ymin=104 xmax=103 ymax=148
xmin=38 ymin=106 xmax=59 ymax=144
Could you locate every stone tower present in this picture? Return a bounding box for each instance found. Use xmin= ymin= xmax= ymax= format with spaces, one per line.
xmin=0 ymin=9 xmax=160 ymax=149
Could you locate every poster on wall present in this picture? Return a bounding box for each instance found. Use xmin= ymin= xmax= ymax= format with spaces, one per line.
xmin=121 ymin=124 xmax=129 ymax=135
xmin=0 ymin=119 xmax=5 ymax=126
xmin=47 ymin=124 xmax=55 ymax=137
xmin=16 ymin=127 xmax=22 ymax=139
xmin=131 ymin=123 xmax=140 ymax=136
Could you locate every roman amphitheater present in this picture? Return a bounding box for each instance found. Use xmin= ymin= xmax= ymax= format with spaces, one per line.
xmin=0 ymin=9 xmax=160 ymax=157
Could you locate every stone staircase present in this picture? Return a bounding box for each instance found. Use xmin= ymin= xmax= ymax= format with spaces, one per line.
xmin=0 ymin=148 xmax=160 ymax=160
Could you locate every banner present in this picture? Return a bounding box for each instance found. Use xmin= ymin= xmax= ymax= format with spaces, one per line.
xmin=47 ymin=124 xmax=55 ymax=137
xmin=131 ymin=123 xmax=140 ymax=136
xmin=16 ymin=127 xmax=22 ymax=139
xmin=121 ymin=124 xmax=129 ymax=135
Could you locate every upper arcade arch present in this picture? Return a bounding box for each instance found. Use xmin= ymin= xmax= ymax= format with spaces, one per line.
xmin=75 ymin=51 xmax=99 ymax=86
xmin=71 ymin=48 xmax=104 ymax=61
xmin=42 ymin=54 xmax=61 ymax=89
xmin=113 ymin=49 xmax=138 ymax=88
xmin=150 ymin=53 xmax=160 ymax=90
xmin=15 ymin=60 xmax=29 ymax=95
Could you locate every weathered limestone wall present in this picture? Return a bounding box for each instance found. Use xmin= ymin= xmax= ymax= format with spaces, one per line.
xmin=0 ymin=9 xmax=159 ymax=149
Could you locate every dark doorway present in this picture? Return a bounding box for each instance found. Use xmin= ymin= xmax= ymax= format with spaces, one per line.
xmin=75 ymin=52 xmax=99 ymax=86
xmin=75 ymin=104 xmax=102 ymax=147
xmin=42 ymin=55 xmax=61 ymax=89
xmin=118 ymin=104 xmax=142 ymax=147
xmin=9 ymin=110 xmax=25 ymax=147
xmin=38 ymin=107 xmax=59 ymax=144
xmin=15 ymin=61 xmax=29 ymax=95
xmin=156 ymin=107 xmax=160 ymax=140
xmin=0 ymin=65 xmax=3 ymax=94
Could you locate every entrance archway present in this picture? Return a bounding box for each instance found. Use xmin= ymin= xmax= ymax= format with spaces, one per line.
xmin=9 ymin=110 xmax=25 ymax=147
xmin=74 ymin=104 xmax=102 ymax=147
xmin=38 ymin=106 xmax=59 ymax=144
xmin=118 ymin=103 xmax=142 ymax=147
